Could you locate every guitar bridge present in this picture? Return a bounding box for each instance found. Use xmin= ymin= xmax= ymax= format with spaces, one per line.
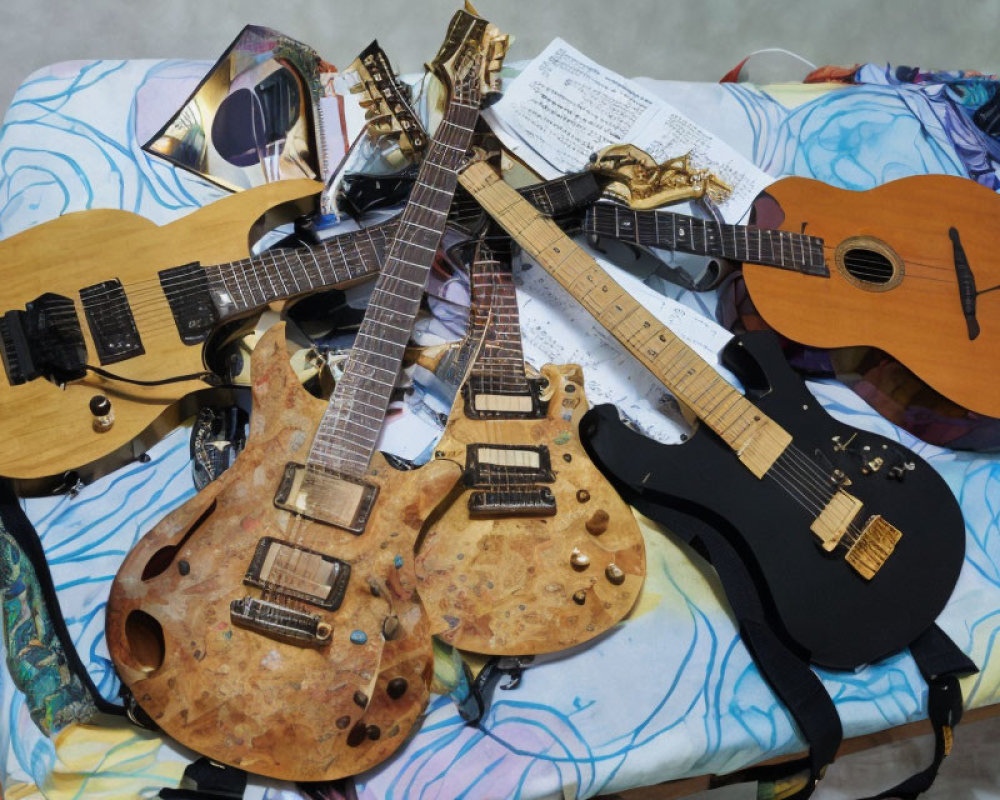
xmin=845 ymin=516 xmax=902 ymax=580
xmin=230 ymin=597 xmax=332 ymax=647
xmin=468 ymin=487 xmax=557 ymax=518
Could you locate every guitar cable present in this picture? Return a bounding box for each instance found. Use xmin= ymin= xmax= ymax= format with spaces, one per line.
xmin=85 ymin=364 xmax=228 ymax=387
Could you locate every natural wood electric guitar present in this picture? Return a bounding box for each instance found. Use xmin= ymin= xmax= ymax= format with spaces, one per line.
xmin=461 ymin=160 xmax=965 ymax=670
xmin=0 ymin=41 xmax=436 ymax=488
xmin=415 ymin=229 xmax=645 ymax=655
xmin=106 ymin=10 xmax=508 ymax=780
xmin=584 ymin=149 xmax=1000 ymax=417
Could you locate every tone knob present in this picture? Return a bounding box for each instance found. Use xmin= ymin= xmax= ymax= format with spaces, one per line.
xmin=89 ymin=395 xmax=111 ymax=416
xmin=89 ymin=395 xmax=114 ymax=432
xmin=585 ymin=510 xmax=610 ymax=535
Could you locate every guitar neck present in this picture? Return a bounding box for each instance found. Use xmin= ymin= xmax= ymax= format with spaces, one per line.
xmin=584 ymin=203 xmax=828 ymax=276
xmin=204 ymin=222 xmax=396 ymax=320
xmin=461 ymin=162 xmax=792 ymax=477
xmin=467 ymin=234 xmax=527 ymax=381
xmin=307 ymin=97 xmax=481 ymax=477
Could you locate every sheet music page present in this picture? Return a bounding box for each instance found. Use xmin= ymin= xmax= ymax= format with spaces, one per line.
xmin=485 ymin=38 xmax=773 ymax=221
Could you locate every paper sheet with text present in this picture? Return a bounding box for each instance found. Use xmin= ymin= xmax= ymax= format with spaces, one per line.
xmin=485 ymin=38 xmax=773 ymax=222
xmin=515 ymin=243 xmax=740 ymax=446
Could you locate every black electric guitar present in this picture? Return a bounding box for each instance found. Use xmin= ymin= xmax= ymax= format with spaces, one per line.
xmin=460 ymin=159 xmax=966 ymax=670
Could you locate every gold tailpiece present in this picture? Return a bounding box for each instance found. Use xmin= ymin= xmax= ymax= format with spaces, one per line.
xmin=845 ymin=516 xmax=902 ymax=580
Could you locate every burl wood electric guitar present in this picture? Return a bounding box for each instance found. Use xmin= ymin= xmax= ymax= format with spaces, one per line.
xmin=585 ymin=147 xmax=1000 ymax=418
xmin=415 ymin=228 xmax=645 ymax=656
xmin=462 ymin=159 xmax=965 ymax=670
xmin=106 ymin=10 xmax=508 ymax=780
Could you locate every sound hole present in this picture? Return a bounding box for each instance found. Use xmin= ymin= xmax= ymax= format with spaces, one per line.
xmin=833 ymin=236 xmax=903 ymax=292
xmin=843 ymin=248 xmax=894 ymax=284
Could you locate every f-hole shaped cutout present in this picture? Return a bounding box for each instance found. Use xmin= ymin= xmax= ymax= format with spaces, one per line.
xmin=141 ymin=499 xmax=217 ymax=581
xmin=124 ymin=609 xmax=165 ymax=673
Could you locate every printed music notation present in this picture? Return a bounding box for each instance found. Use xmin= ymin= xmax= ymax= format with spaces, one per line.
xmin=484 ymin=38 xmax=773 ymax=222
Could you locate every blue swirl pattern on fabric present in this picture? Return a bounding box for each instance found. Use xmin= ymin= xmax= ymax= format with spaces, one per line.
xmin=0 ymin=59 xmax=997 ymax=800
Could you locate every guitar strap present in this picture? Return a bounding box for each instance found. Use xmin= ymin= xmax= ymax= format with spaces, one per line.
xmin=578 ymin=402 xmax=976 ymax=800
xmin=0 ymin=478 xmax=123 ymax=723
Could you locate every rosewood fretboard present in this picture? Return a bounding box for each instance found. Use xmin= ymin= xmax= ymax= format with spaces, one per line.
xmin=307 ymin=87 xmax=482 ymax=477
xmin=204 ymin=222 xmax=396 ymax=319
xmin=584 ymin=203 xmax=828 ymax=276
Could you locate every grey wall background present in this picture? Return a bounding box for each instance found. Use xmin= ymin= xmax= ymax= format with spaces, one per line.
xmin=1 ymin=1 xmax=999 ymax=798
xmin=1 ymin=0 xmax=999 ymax=111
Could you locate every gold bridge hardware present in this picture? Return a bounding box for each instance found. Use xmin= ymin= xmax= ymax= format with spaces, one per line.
xmin=845 ymin=516 xmax=902 ymax=580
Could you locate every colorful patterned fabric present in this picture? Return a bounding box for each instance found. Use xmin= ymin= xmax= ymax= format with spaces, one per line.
xmin=0 ymin=56 xmax=998 ymax=800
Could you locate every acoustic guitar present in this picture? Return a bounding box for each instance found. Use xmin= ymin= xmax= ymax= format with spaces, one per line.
xmin=106 ymin=10 xmax=508 ymax=780
xmin=461 ymin=159 xmax=965 ymax=670
xmin=415 ymin=226 xmax=645 ymax=656
xmin=584 ymin=146 xmax=1000 ymax=418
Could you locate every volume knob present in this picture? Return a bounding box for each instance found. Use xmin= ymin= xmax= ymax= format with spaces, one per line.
xmin=90 ymin=395 xmax=114 ymax=432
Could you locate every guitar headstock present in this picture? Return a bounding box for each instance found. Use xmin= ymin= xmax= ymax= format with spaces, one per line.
xmin=348 ymin=41 xmax=427 ymax=160
xmin=588 ymin=143 xmax=733 ymax=209
xmin=427 ymin=3 xmax=509 ymax=108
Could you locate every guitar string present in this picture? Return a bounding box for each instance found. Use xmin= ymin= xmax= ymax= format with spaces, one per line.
xmin=41 ymin=224 xmax=393 ymax=315
xmin=39 ymin=185 xmax=575 ymax=343
xmin=274 ymin=109 xmax=480 ymax=616
xmin=38 ymin=232 xmax=394 ymax=347
xmin=478 ymin=168 xmax=879 ymax=554
xmin=62 ymin=181 xmax=575 ymax=321
xmin=586 ymin=211 xmax=956 ymax=279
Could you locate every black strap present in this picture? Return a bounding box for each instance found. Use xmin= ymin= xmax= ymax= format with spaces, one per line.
xmin=578 ymin=405 xmax=838 ymax=798
xmin=579 ymin=404 xmax=978 ymax=800
xmin=858 ymin=625 xmax=976 ymax=800
xmin=0 ymin=478 xmax=124 ymax=717
xmin=158 ymin=757 xmax=247 ymax=799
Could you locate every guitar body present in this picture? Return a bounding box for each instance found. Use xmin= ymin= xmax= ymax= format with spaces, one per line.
xmin=416 ymin=362 xmax=645 ymax=655
xmin=0 ymin=178 xmax=321 ymax=485
xmin=746 ymin=174 xmax=1000 ymax=416
xmin=106 ymin=324 xmax=462 ymax=780
xmin=580 ymin=332 xmax=965 ymax=670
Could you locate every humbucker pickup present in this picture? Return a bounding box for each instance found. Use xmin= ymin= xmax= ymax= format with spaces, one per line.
xmin=462 ymin=375 xmax=548 ymax=419
xmin=80 ymin=279 xmax=144 ymax=364
xmin=159 ymin=262 xmax=219 ymax=345
xmin=230 ymin=597 xmax=332 ymax=647
xmin=274 ymin=463 xmax=378 ymax=534
xmin=243 ymin=536 xmax=351 ymax=610
xmin=468 ymin=487 xmax=557 ymax=518
xmin=464 ymin=444 xmax=555 ymax=488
